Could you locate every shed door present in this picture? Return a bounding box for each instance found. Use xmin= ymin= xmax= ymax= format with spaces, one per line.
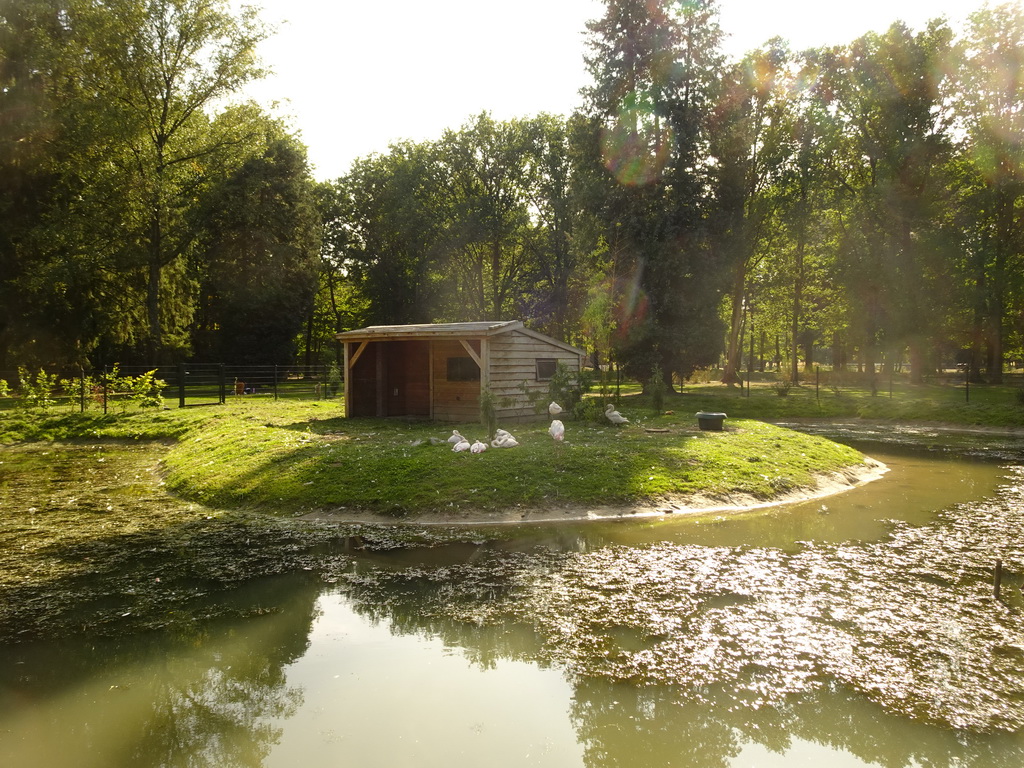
xmin=385 ymin=340 xmax=430 ymax=417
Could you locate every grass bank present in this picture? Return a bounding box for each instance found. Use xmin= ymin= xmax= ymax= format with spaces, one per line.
xmin=158 ymin=402 xmax=867 ymax=519
xmin=657 ymin=375 xmax=1024 ymax=427
xmin=0 ymin=397 xmax=871 ymax=519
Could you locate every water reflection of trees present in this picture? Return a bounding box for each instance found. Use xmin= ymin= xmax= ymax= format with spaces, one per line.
xmin=1 ymin=575 xmax=321 ymax=768
xmin=336 ymin=471 xmax=1024 ymax=767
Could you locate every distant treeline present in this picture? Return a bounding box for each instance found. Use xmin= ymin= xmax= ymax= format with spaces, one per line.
xmin=3 ymin=1 xmax=1023 ymax=388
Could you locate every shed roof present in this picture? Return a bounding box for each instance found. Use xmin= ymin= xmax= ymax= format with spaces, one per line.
xmin=336 ymin=320 xmax=586 ymax=356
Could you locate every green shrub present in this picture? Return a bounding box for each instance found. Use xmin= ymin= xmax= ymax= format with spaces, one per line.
xmin=687 ymin=367 xmax=716 ymax=384
xmin=572 ymin=396 xmax=604 ymax=423
xmin=17 ymin=367 xmax=58 ymax=409
xmin=59 ymin=366 xmax=167 ymax=410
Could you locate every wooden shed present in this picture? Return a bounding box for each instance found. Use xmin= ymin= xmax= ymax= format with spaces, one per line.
xmin=336 ymin=321 xmax=587 ymax=422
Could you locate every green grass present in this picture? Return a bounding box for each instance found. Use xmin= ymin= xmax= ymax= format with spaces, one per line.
xmin=664 ymin=376 xmax=1024 ymax=427
xmin=5 ymin=372 xmax=1022 ymax=520
xmin=155 ymin=401 xmax=864 ymax=517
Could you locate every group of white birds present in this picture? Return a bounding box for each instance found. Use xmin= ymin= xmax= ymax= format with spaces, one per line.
xmin=548 ymin=401 xmax=629 ymax=442
xmin=448 ymin=400 xmax=629 ymax=453
xmin=448 ymin=427 xmax=520 ymax=453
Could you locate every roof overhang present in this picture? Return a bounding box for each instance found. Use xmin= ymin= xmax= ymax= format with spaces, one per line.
xmin=336 ymin=321 xmax=586 ymax=357
xmin=336 ymin=320 xmax=521 ymax=342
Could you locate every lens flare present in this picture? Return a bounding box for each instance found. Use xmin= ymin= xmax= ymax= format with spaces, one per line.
xmin=601 ymin=109 xmax=673 ymax=187
xmin=614 ymin=262 xmax=650 ymax=338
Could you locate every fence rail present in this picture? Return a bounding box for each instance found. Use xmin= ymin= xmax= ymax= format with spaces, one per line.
xmin=0 ymin=364 xmax=343 ymax=412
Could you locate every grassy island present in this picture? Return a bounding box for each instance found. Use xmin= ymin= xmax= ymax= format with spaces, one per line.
xmin=160 ymin=401 xmax=867 ymax=520
xmin=2 ymin=397 xmax=870 ymax=521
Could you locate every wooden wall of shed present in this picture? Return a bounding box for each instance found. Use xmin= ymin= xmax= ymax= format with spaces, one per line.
xmin=489 ymin=331 xmax=581 ymax=421
xmin=431 ymin=339 xmax=480 ymax=422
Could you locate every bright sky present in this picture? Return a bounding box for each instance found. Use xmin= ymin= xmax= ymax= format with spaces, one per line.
xmin=238 ymin=0 xmax=996 ymax=181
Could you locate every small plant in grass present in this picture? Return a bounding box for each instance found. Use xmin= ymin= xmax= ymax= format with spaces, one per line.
xmin=102 ymin=365 xmax=166 ymax=409
xmin=479 ymin=385 xmax=498 ymax=438
xmin=518 ymin=379 xmax=547 ymax=416
xmin=0 ymin=377 xmax=9 ymax=398
xmin=573 ymin=396 xmax=603 ymax=423
xmin=773 ymin=377 xmax=793 ymax=397
xmin=327 ymin=361 xmax=342 ymax=397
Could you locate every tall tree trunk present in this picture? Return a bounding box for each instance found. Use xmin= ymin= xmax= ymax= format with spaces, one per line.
xmin=721 ymin=264 xmax=745 ymax=385
xmin=802 ymin=333 xmax=814 ymax=373
xmin=146 ymin=222 xmax=162 ymax=364
xmin=790 ymin=181 xmax=808 ymax=385
xmin=832 ymin=332 xmax=843 ymax=379
xmin=790 ymin=246 xmax=803 ymax=384
xmin=748 ymin=312 xmax=756 ymax=381
xmin=989 ymin=186 xmax=1012 ymax=384
xmin=304 ymin=311 xmax=315 ymax=370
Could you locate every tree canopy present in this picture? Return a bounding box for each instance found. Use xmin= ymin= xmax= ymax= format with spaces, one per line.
xmin=5 ymin=0 xmax=1024 ymax=385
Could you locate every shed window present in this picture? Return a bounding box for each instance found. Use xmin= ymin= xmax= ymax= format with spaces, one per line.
xmin=536 ymin=359 xmax=558 ymax=381
xmin=447 ymin=356 xmax=480 ymax=382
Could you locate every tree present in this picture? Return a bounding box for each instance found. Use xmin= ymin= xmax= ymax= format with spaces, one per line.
xmin=815 ymin=21 xmax=953 ymax=383
xmin=711 ymin=40 xmax=796 ymax=384
xmin=193 ymin=132 xmax=321 ymax=365
xmin=339 ymin=140 xmax=449 ymax=325
xmin=0 ymin=0 xmax=92 ymax=366
xmin=297 ymin=180 xmax=369 ymax=368
xmin=582 ymin=0 xmax=726 ymax=386
xmin=947 ymin=3 xmax=1024 ymax=382
xmin=437 ymin=113 xmax=536 ymax=320
xmin=519 ymin=113 xmax=592 ymax=340
xmin=63 ymin=0 xmax=270 ymax=361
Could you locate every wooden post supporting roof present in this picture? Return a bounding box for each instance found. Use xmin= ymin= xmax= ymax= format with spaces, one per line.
xmin=479 ymin=337 xmax=490 ymax=391
xmin=343 ymin=341 xmax=351 ymax=418
xmin=457 ymin=339 xmax=482 ymax=368
xmin=343 ymin=340 xmax=369 ymax=418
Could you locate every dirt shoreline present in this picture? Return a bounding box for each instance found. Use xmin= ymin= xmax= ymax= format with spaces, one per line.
xmin=300 ymin=457 xmax=890 ymax=526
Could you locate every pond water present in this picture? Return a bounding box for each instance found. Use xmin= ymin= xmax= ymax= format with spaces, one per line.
xmin=3 ymin=437 xmax=1024 ymax=767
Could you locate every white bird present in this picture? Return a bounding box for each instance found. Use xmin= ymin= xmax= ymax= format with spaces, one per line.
xmin=447 ymin=430 xmax=464 ymax=444
xmin=549 ymin=419 xmax=565 ymax=441
xmin=452 ymin=435 xmax=471 ymax=452
xmin=470 ymin=440 xmax=488 ymax=454
xmin=605 ymin=404 xmax=629 ymax=425
xmin=491 ymin=429 xmax=519 ymax=448
xmin=548 ymin=402 xmax=563 ymax=417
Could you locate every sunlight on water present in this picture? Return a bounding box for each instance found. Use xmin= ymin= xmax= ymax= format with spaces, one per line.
xmin=264 ymin=594 xmax=583 ymax=768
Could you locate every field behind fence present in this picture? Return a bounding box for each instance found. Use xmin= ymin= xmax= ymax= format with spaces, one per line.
xmin=0 ymin=364 xmax=343 ymax=412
